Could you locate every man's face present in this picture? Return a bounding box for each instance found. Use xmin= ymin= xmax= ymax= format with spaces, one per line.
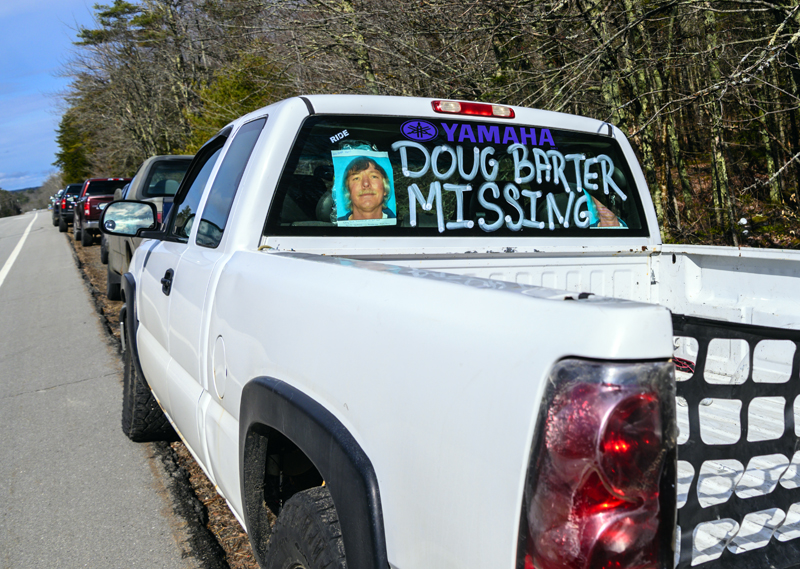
xmin=347 ymin=164 xmax=385 ymax=218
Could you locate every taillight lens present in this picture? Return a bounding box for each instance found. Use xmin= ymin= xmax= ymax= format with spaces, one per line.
xmin=518 ymin=359 xmax=676 ymax=569
xmin=61 ymin=198 xmax=66 ymax=209
xmin=84 ymin=201 xmax=90 ymax=215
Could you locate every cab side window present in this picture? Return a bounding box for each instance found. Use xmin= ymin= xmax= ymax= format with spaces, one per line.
xmin=196 ymin=117 xmax=266 ymax=248
xmin=169 ymin=145 xmax=224 ymax=241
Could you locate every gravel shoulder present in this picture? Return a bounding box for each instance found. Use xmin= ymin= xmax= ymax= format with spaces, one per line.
xmin=68 ymin=233 xmax=259 ymax=569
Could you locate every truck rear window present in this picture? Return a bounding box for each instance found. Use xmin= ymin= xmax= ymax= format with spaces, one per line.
xmin=264 ymin=115 xmax=648 ymax=237
xmin=85 ymin=179 xmax=129 ymax=196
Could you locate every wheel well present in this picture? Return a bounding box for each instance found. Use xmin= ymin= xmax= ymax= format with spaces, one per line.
xmin=242 ymin=424 xmax=323 ymax=562
xmin=240 ymin=377 xmax=388 ymax=569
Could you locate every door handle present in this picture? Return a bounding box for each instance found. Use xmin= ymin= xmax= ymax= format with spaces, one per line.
xmin=161 ymin=269 xmax=174 ymax=296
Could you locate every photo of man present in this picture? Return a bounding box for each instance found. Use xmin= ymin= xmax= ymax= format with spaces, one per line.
xmin=332 ymin=149 xmax=397 ymax=226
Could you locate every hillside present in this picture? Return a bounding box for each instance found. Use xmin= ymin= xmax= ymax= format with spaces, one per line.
xmin=12 ymin=185 xmax=53 ymax=213
xmin=0 ymin=190 xmax=22 ymax=218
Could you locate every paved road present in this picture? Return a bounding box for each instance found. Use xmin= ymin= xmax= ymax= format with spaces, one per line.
xmin=0 ymin=211 xmax=198 ymax=569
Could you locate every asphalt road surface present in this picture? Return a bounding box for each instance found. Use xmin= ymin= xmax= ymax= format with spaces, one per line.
xmin=0 ymin=211 xmax=200 ymax=568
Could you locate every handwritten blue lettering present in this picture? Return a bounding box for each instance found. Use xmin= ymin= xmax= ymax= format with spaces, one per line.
xmin=444 ymin=184 xmax=474 ymax=230
xmin=392 ymin=139 xmax=626 ymax=233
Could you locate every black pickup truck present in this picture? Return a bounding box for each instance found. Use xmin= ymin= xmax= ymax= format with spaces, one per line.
xmin=57 ymin=183 xmax=84 ymax=233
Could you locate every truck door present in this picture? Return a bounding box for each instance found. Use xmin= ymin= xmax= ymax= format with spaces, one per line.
xmin=137 ymin=139 xmax=225 ymax=465
xmin=166 ymin=117 xmax=267 ymax=486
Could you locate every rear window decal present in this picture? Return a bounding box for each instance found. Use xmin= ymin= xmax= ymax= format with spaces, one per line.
xmin=392 ymin=141 xmax=627 ymax=232
xmin=401 ymin=120 xmax=438 ymax=142
xmin=441 ymin=122 xmax=555 ymax=147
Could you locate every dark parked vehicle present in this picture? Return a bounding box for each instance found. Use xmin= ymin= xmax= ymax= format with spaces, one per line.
xmin=74 ymin=178 xmax=131 ymax=246
xmin=51 ymin=189 xmax=65 ymax=226
xmin=58 ymin=184 xmax=84 ymax=233
xmin=106 ymin=155 xmax=191 ymax=300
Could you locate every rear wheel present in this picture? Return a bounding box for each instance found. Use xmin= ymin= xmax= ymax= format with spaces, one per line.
xmin=262 ymin=486 xmax=346 ymax=569
xmin=81 ymin=228 xmax=93 ymax=246
xmin=73 ymin=217 xmax=81 ymax=241
xmin=121 ymin=336 xmax=176 ymax=442
xmin=58 ymin=216 xmax=67 ymax=233
xmin=52 ymin=212 xmax=59 ymax=226
xmin=100 ymin=237 xmax=108 ymax=264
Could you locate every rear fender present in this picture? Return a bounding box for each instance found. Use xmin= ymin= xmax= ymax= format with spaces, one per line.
xmin=240 ymin=377 xmax=388 ymax=569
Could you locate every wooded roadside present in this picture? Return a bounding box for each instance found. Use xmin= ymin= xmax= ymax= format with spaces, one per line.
xmin=53 ymin=0 xmax=800 ymax=247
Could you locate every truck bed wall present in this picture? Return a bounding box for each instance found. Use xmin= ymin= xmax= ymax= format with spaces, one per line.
xmin=354 ymin=244 xmax=800 ymax=332
xmin=656 ymin=244 xmax=800 ymax=330
xmin=338 ymin=249 xmax=656 ymax=304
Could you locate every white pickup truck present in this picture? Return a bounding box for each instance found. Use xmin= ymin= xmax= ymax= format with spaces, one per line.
xmin=100 ymin=95 xmax=800 ymax=569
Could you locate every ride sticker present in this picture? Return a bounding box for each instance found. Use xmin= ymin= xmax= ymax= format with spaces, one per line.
xmin=332 ymin=149 xmax=397 ymax=226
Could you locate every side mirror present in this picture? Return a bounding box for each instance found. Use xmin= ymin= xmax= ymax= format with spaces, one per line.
xmin=100 ymin=201 xmax=158 ymax=236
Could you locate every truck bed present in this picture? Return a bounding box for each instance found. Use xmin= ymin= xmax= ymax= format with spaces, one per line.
xmin=309 ymin=243 xmax=800 ymax=568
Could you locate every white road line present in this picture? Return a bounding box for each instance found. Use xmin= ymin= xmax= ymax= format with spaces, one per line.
xmin=0 ymin=213 xmax=38 ymax=291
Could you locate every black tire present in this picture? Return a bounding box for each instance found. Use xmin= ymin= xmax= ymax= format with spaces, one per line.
xmin=81 ymin=227 xmax=93 ymax=246
xmin=262 ymin=486 xmax=346 ymax=569
xmin=100 ymin=237 xmax=109 ymax=264
xmin=59 ymin=216 xmax=68 ymax=233
xmin=106 ymin=265 xmax=122 ymax=301
xmin=121 ymin=337 xmax=177 ymax=442
xmin=52 ymin=212 xmax=59 ymax=226
xmin=73 ymin=217 xmax=81 ymax=241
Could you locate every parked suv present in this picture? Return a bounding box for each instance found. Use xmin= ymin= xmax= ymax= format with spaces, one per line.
xmin=105 ymin=155 xmax=191 ymax=300
xmin=57 ymin=184 xmax=84 ymax=233
xmin=74 ymin=178 xmax=131 ymax=246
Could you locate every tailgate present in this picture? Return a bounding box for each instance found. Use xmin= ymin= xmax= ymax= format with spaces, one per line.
xmin=86 ymin=196 xmax=114 ymax=220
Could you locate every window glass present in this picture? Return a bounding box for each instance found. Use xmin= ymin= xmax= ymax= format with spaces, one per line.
xmin=265 ymin=116 xmax=648 ymax=237
xmin=197 ymin=118 xmax=266 ymax=248
xmin=85 ymin=179 xmax=129 ymax=196
xmin=142 ymin=158 xmax=193 ymax=198
xmin=170 ymin=147 xmax=223 ymax=241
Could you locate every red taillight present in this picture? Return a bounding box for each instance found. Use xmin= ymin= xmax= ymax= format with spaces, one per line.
xmin=84 ymin=201 xmax=90 ymax=215
xmin=61 ymin=198 xmax=67 ymax=209
xmin=157 ymin=211 xmax=162 ymax=223
xmin=431 ymin=99 xmax=515 ymax=119
xmin=518 ymin=360 xmax=676 ymax=569
xmin=601 ymin=393 xmax=662 ymax=496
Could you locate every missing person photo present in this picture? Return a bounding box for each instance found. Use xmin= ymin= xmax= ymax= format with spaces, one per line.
xmin=332 ymin=149 xmax=397 ymax=226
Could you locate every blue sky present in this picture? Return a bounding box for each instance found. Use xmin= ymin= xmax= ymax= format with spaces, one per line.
xmin=0 ymin=1 xmax=96 ymax=190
